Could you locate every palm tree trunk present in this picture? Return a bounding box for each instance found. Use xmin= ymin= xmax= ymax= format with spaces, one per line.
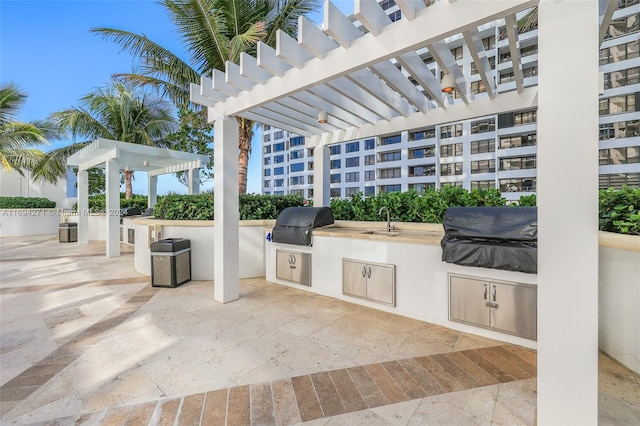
xmin=124 ymin=170 xmax=133 ymax=199
xmin=237 ymin=117 xmax=253 ymax=194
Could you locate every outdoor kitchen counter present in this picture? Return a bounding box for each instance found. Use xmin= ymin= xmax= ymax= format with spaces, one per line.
xmin=311 ymin=221 xmax=444 ymax=245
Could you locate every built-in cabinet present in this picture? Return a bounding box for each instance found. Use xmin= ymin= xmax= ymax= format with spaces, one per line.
xmin=343 ymin=258 xmax=395 ymax=306
xmin=449 ymin=274 xmax=537 ymax=340
xmin=276 ymin=249 xmax=311 ymax=286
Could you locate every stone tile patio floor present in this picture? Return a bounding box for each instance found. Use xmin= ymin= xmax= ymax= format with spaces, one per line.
xmin=0 ymin=235 xmax=638 ymax=425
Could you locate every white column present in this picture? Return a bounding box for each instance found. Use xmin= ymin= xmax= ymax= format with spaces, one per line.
xmin=105 ymin=159 xmax=121 ymax=258
xmin=213 ymin=116 xmax=239 ymax=303
xmin=77 ymin=169 xmax=89 ymax=244
xmin=148 ymin=175 xmax=158 ymax=208
xmin=537 ymin=2 xmax=599 ymax=425
xmin=313 ymin=145 xmax=330 ymax=207
xmin=188 ymin=169 xmax=200 ymax=194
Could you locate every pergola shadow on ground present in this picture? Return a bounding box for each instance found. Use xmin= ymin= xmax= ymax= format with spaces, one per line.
xmin=0 ymin=235 xmax=638 ymax=425
xmin=190 ymin=0 xmax=612 ymax=422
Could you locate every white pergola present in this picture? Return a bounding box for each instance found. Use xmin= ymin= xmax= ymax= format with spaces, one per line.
xmin=67 ymin=138 xmax=209 ymax=257
xmin=191 ymin=0 xmax=614 ymax=423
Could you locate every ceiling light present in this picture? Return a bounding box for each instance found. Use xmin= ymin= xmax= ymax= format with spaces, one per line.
xmin=318 ymin=110 xmax=328 ymax=124
xmin=441 ymin=73 xmax=455 ymax=93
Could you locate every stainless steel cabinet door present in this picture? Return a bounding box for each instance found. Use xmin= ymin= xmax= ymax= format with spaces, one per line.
xmin=490 ymin=282 xmax=537 ymax=339
xmin=449 ymin=275 xmax=490 ymax=327
xmin=366 ymin=264 xmax=395 ymax=306
xmin=276 ymin=250 xmax=292 ymax=282
xmin=343 ymin=259 xmax=367 ymax=298
xmin=289 ymin=252 xmax=311 ymax=287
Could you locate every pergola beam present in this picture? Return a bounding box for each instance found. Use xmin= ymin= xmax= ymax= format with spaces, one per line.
xmin=323 ymin=0 xmax=363 ymax=48
xmin=354 ymin=0 xmax=392 ymax=36
xmin=505 ymin=14 xmax=524 ymax=94
xmin=371 ymin=58 xmax=434 ymax=112
xmin=463 ymin=28 xmax=496 ymax=99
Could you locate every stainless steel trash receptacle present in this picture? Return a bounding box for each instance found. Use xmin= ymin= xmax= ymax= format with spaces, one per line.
xmin=150 ymin=238 xmax=191 ymax=288
xmin=59 ymin=223 xmax=77 ymax=242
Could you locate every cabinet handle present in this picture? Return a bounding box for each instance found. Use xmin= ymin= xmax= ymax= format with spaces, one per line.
xmin=483 ymin=283 xmax=488 ymax=300
xmin=367 ymin=266 xmax=372 ymax=279
xmin=492 ymin=285 xmax=497 ymax=302
xmin=362 ymin=266 xmax=366 ymax=277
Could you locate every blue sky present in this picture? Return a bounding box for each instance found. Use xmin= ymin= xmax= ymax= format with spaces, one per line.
xmin=1 ymin=0 xmax=352 ymax=195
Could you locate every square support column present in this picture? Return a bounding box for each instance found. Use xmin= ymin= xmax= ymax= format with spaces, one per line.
xmin=188 ymin=168 xmax=200 ymax=194
xmin=213 ymin=116 xmax=239 ymax=303
xmin=148 ymin=175 xmax=158 ymax=208
xmin=313 ymin=145 xmax=330 ymax=207
xmin=105 ymin=158 xmax=121 ymax=258
xmin=537 ymin=1 xmax=599 ymax=424
xmin=77 ymin=169 xmax=89 ymax=245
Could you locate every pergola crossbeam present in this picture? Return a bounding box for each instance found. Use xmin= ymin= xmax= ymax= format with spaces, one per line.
xmin=354 ymin=0 xmax=392 ymax=36
xmin=347 ymin=68 xmax=415 ymax=117
xmin=240 ymin=52 xmax=271 ymax=84
xmin=242 ymin=110 xmax=313 ymax=137
xmin=427 ymin=40 xmax=470 ymax=104
xmin=226 ymin=61 xmax=255 ymax=91
xmin=396 ymin=51 xmax=446 ymax=109
xmin=257 ymin=42 xmax=292 ymax=77
xmin=370 ymin=59 xmax=433 ymax=112
xmin=276 ymin=97 xmax=352 ymax=130
xmin=395 ymin=0 xmax=425 ymax=21
xmin=505 ymin=14 xmax=524 ymax=94
xmin=323 ymin=0 xmax=363 ymax=48
xmin=299 ymin=16 xmax=338 ymax=59
xmin=291 ymin=91 xmax=367 ymax=128
xmin=463 ymin=28 xmax=496 ymax=99
xmin=276 ymin=30 xmax=315 ymax=68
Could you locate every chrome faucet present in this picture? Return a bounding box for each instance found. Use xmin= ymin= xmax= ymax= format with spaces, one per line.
xmin=378 ymin=207 xmax=395 ymax=232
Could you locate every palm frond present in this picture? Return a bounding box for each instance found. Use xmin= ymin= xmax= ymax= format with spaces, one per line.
xmin=31 ymin=142 xmax=90 ymax=183
xmin=0 ymin=122 xmax=51 ymax=150
xmin=0 ymin=82 xmax=27 ymax=125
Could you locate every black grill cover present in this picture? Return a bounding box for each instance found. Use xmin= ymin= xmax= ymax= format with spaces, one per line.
xmin=441 ymin=207 xmax=537 ymax=273
xmin=272 ymin=207 xmax=334 ymax=246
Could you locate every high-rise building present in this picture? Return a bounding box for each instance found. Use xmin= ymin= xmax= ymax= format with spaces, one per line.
xmin=261 ymin=0 xmax=639 ymax=201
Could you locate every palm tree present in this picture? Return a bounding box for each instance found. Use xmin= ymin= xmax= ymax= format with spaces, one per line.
xmin=34 ymin=80 xmax=177 ymax=198
xmin=92 ymin=0 xmax=320 ymax=194
xmin=0 ymin=82 xmax=61 ymax=176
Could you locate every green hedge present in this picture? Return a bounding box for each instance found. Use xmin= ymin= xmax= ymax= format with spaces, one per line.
xmin=0 ymin=196 xmax=56 ymax=208
xmin=330 ymin=187 xmax=511 ymax=223
xmin=73 ymin=194 xmax=149 ymax=213
xmin=599 ymin=186 xmax=640 ymax=235
xmin=153 ymin=193 xmax=304 ymax=220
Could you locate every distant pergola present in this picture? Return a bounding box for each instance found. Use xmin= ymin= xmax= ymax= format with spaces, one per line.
xmin=67 ymin=138 xmax=208 ymax=257
xmin=190 ymin=0 xmax=616 ymax=423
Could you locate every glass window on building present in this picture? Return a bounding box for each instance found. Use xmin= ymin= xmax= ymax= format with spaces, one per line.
xmin=599 ymin=146 xmax=640 ymax=165
xmin=381 ymin=134 xmax=402 ymax=145
xmin=274 ymin=131 xmax=284 ymax=140
xmin=408 ymin=164 xmax=436 ymax=177
xmin=378 ymin=151 xmax=401 ymax=162
xmin=290 ymin=136 xmax=305 ymax=146
xmin=440 ymin=123 xmax=463 ymax=138
xmin=274 ymin=155 xmax=284 ymax=163
xmin=499 ymin=155 xmax=537 ymax=171
xmin=408 ymin=183 xmax=435 ymax=193
xmin=330 ymin=159 xmax=341 ymax=169
xmin=307 ymin=188 xmax=314 ymax=198
xmin=471 ymin=180 xmax=495 ymax=190
xmin=345 ymin=187 xmax=361 ymax=197
xmin=499 ymin=134 xmax=537 ymax=149
xmin=604 ymin=13 xmax=640 ymax=40
xmin=599 ymin=119 xmax=640 ymax=139
xmin=500 ymin=177 xmax=536 ymax=192
xmin=365 ymin=170 xmax=375 ymax=181
xmin=290 ymin=189 xmax=304 ymax=196
xmin=599 ymin=94 xmax=637 ymax=115
xmin=471 ymin=81 xmax=486 ymax=94
xmin=440 ymin=143 xmax=463 ymax=157
xmin=600 ymin=40 xmax=639 ymax=65
xmin=364 ymin=154 xmax=376 ymax=165
xmin=409 ymin=146 xmax=436 ymax=159
xmin=273 ymin=142 xmax=285 ymax=152
xmin=345 ymin=172 xmax=360 ymax=182
xmin=290 ymin=176 xmax=304 ymax=185
xmin=345 ymin=157 xmax=360 ymax=167
xmin=274 ymin=167 xmax=285 ymax=175
xmin=307 ymin=175 xmax=314 ymax=184
xmin=379 ymin=168 xmax=401 ymax=179
xmin=364 ymin=186 xmax=375 ymax=196
xmin=308 ymin=161 xmax=314 ymax=170
xmin=521 ymin=44 xmax=538 ymax=57
xmin=471 ymin=118 xmax=495 ymax=134
xmin=483 ymin=35 xmax=495 ymax=50
xmin=345 ymin=141 xmax=360 ymax=153
xmin=264 ymin=157 xmax=271 ymax=165
xmin=604 ymin=67 xmax=640 ymax=89
xmin=307 ymin=148 xmax=314 ymax=157
xmin=330 ymin=145 xmax=341 ymax=155
xmin=365 ymin=138 xmax=375 ymax=150
xmin=471 ymin=159 xmax=496 ymax=174
xmin=290 ymin=162 xmax=304 ymax=172
xmin=515 ymin=110 xmax=537 ymax=125
xmin=451 ymin=46 xmax=463 ymax=60
xmin=263 ymin=134 xmax=271 ymax=143
xmin=290 ymin=149 xmax=304 ymax=159
xmin=440 ymin=162 xmax=463 ymax=176
xmin=471 ymin=139 xmax=495 ymax=154
xmin=274 ymin=179 xmax=284 ymax=187
xmin=471 ymin=57 xmax=496 ymax=75
xmin=330 ymin=173 xmax=341 ymax=183
xmin=379 ymin=184 xmax=401 ymax=193
xmin=330 ymin=188 xmax=342 ymax=198
xmin=264 ymin=180 xmax=270 ymax=188
xmin=263 ymin=145 xmax=271 ymax=154
xmin=599 ymin=172 xmax=640 ymax=189
xmin=264 ymin=169 xmax=271 ymax=177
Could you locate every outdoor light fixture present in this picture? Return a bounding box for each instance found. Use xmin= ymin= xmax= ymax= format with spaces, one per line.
xmin=441 ymin=73 xmax=455 ymax=93
xmin=318 ymin=110 xmax=328 ymax=124
xmin=143 ymin=160 xmax=149 ymax=167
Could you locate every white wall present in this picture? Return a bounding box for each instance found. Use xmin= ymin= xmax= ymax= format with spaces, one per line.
xmin=0 ymin=169 xmax=76 ymax=209
xmin=0 ymin=209 xmax=62 ymax=237
xmin=599 ymin=244 xmax=640 ymax=374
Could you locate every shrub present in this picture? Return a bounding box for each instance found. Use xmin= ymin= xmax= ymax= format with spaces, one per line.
xmin=0 ymin=196 xmax=56 ymax=208
xmin=153 ymin=193 xmax=304 ymax=220
xmin=599 ymin=186 xmax=640 ymax=235
xmin=73 ymin=193 xmax=148 ymax=213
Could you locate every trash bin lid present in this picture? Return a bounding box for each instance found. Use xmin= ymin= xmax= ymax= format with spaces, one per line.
xmin=150 ymin=238 xmax=190 ymax=252
xmin=59 ymin=223 xmax=78 ymax=228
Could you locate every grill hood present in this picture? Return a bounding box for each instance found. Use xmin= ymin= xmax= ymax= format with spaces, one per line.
xmin=271 ymin=207 xmax=334 ymax=246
